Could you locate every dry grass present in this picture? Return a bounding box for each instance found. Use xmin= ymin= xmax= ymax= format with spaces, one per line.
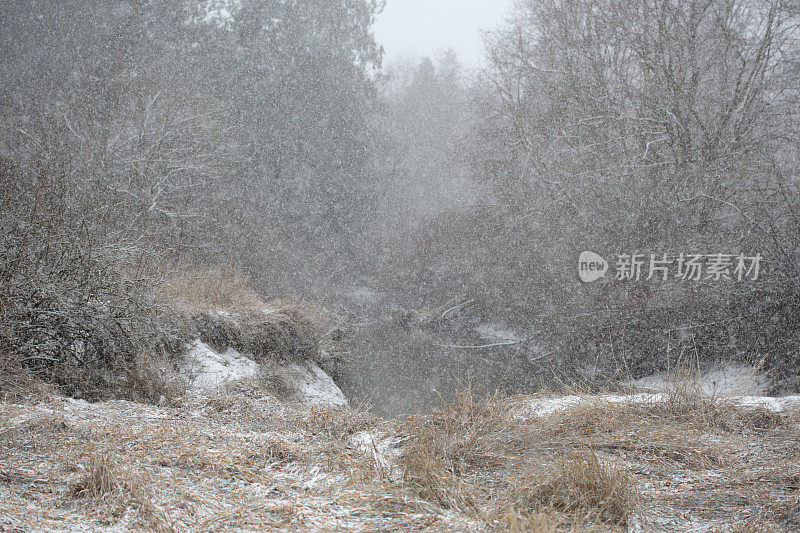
xmin=185 ymin=306 xmax=321 ymax=363
xmin=71 ymin=453 xmax=127 ymax=500
xmin=536 ymin=399 xmax=734 ymax=470
xmin=154 ymin=264 xmax=345 ymax=358
xmin=401 ymin=426 xmax=480 ymax=512
xmin=0 ymin=388 xmax=481 ymax=532
xmin=1 ymin=370 xmax=799 ymax=532
xmin=149 ymin=262 xmax=347 ymax=368
xmin=400 ymin=390 xmax=637 ymax=529
xmin=489 ymin=508 xmax=563 ymax=533
xmin=0 ymin=352 xmax=58 ymax=403
xmin=156 ymin=262 xmax=267 ymax=313
xmin=66 ymin=451 xmax=175 ymax=531
xmin=397 ymin=378 xmax=799 ymax=532
xmin=514 ymin=450 xmax=635 ymax=526
xmin=726 ymin=518 xmax=783 ymax=532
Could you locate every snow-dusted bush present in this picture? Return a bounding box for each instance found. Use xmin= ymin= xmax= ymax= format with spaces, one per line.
xmin=0 ymin=157 xmax=180 ymax=400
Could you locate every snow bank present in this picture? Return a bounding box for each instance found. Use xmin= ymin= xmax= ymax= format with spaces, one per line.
xmin=629 ymin=364 xmax=770 ymax=395
xmin=526 ymin=392 xmax=800 ymax=418
xmin=179 ymin=340 xmax=260 ymax=392
xmin=178 ymin=339 xmax=348 ymax=407
xmin=284 ymin=361 xmax=349 ymax=407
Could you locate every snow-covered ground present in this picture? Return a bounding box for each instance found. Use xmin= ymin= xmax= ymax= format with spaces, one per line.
xmin=283 ymin=362 xmax=349 ymax=407
xmin=521 ymin=364 xmax=798 ymax=417
xmin=2 ymin=382 xmax=798 ymax=532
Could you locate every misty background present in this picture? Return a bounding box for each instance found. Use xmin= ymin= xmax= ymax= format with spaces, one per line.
xmin=2 ymin=0 xmax=800 ymax=417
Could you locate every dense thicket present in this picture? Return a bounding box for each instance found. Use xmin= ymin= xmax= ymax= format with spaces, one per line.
xmin=3 ymin=0 xmax=800 ymax=404
xmin=0 ymin=0 xmax=384 ymax=396
xmin=388 ymin=0 xmax=800 ymax=385
xmin=0 ymin=0 xmax=384 ymax=290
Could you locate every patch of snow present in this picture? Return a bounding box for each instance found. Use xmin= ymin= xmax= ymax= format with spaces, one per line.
xmin=526 ymin=391 xmax=800 ymax=418
xmin=629 ymin=364 xmax=770 ymax=396
xmin=735 ymin=395 xmax=800 ymax=411
xmin=179 ymin=340 xmax=259 ymax=392
xmin=286 ymin=362 xmax=349 ymax=407
xmin=475 ymin=323 xmax=521 ymax=342
xmin=345 ymin=285 xmax=379 ymax=305
xmin=528 ymin=395 xmax=584 ymax=416
xmin=352 ymin=431 xmax=402 ymax=455
xmin=202 ymin=1 xmax=234 ymax=24
xmin=302 ymin=466 xmax=331 ymax=490
xmin=528 ymin=393 xmax=666 ymax=416
xmin=351 ymin=431 xmax=403 ymax=478
xmin=177 ymin=340 xmax=349 ymax=407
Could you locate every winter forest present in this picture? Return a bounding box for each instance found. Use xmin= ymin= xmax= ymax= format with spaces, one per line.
xmin=2 ymin=1 xmax=800 ymax=531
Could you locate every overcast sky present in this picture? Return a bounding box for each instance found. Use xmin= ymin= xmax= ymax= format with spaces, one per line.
xmin=373 ymin=0 xmax=514 ymax=68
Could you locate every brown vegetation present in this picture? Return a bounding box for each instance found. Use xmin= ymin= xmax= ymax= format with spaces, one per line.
xmin=1 ymin=376 xmax=799 ymax=531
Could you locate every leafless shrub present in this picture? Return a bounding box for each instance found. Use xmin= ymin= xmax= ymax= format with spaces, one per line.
xmin=0 ymin=156 xmax=176 ymax=401
xmin=0 ymin=150 xmax=343 ymax=401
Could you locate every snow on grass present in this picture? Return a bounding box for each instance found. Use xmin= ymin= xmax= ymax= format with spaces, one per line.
xmin=629 ymin=364 xmax=770 ymax=395
xmin=351 ymin=430 xmax=404 ymax=477
xmin=735 ymin=394 xmax=800 ymax=411
xmin=526 ymin=393 xmax=666 ymax=417
xmin=2 ymin=384 xmax=797 ymax=532
xmin=526 ymin=390 xmax=800 ymax=418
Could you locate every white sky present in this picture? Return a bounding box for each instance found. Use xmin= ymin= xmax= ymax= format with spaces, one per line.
xmin=373 ymin=0 xmax=514 ymax=68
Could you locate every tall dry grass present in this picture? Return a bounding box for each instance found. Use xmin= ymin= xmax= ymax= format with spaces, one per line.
xmin=154 ymin=261 xmax=267 ymax=313
xmin=514 ymin=449 xmax=635 ymax=526
xmin=400 ymin=389 xmax=638 ymax=530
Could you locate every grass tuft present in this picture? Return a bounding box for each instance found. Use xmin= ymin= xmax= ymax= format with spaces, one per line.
xmin=71 ymin=454 xmax=125 ymax=500
xmin=156 ymin=262 xmax=267 ymax=313
xmin=514 ymin=449 xmax=636 ymax=527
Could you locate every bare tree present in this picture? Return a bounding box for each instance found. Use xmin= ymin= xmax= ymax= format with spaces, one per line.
xmin=456 ymin=0 xmax=800 ymax=377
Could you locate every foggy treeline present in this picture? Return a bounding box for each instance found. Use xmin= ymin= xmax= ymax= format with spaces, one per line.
xmin=2 ymin=0 xmax=800 ymax=407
